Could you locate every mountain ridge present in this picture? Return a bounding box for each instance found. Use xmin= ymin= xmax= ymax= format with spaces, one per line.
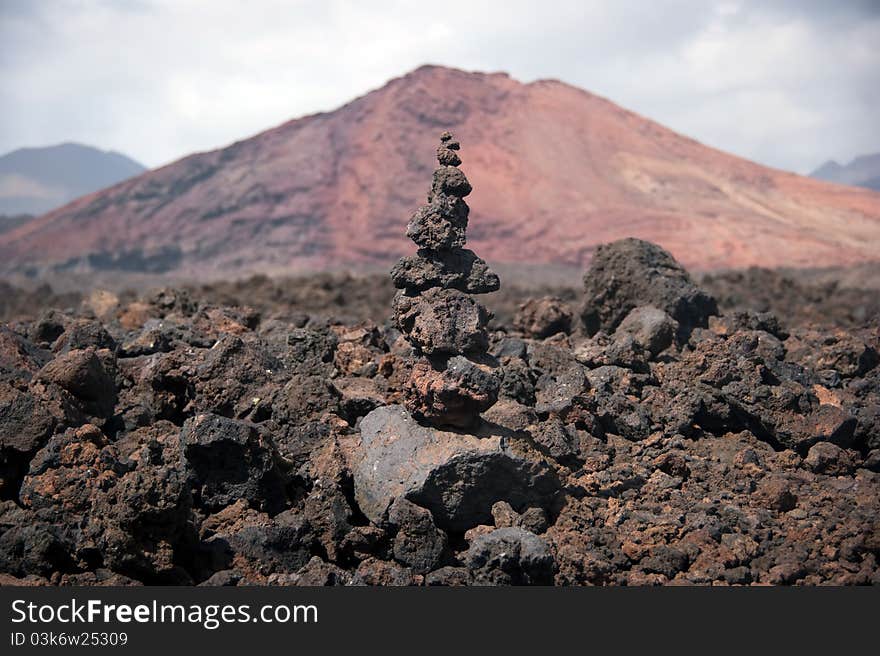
xmin=810 ymin=152 xmax=880 ymax=192
xmin=0 ymin=142 xmax=146 ymax=215
xmin=2 ymin=65 xmax=879 ymax=277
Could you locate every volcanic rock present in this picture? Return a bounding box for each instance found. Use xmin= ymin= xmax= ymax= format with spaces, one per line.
xmin=403 ymin=356 xmax=499 ymax=428
xmin=351 ymin=405 xmax=560 ymax=532
xmin=393 ymin=288 xmax=490 ymax=356
xmin=180 ymin=414 xmax=288 ymax=514
xmin=513 ymin=297 xmax=574 ymax=339
xmin=389 ymin=499 xmax=448 ymax=574
xmin=392 ymin=133 xmax=501 ymax=427
xmin=391 ymin=249 xmax=499 ymax=294
xmin=615 ymin=305 xmax=677 ymax=356
xmin=405 ymin=197 xmax=469 ymax=251
xmin=37 ymin=348 xmax=116 ymax=418
xmin=0 ymin=383 xmax=58 ymax=498
xmin=17 ymin=422 xmax=195 ymax=582
xmin=581 ymin=238 xmax=718 ymax=341
xmin=465 ymin=527 xmax=556 ymax=585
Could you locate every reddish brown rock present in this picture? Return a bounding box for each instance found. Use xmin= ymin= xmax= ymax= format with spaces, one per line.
xmin=403 ymin=356 xmax=499 ymax=428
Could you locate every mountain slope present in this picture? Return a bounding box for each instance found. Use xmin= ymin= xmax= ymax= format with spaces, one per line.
xmin=2 ymin=66 xmax=879 ymax=277
xmin=811 ymin=153 xmax=880 ymax=192
xmin=0 ymin=143 xmax=146 ymax=215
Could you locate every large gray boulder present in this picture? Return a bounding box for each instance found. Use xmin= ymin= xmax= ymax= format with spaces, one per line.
xmin=352 ymin=405 xmax=560 ymax=532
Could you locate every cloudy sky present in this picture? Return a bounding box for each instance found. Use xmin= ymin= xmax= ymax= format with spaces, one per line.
xmin=1 ymin=0 xmax=878 ymax=173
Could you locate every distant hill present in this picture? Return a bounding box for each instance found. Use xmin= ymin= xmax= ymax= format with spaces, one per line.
xmin=0 ymin=214 xmax=33 ymax=235
xmin=2 ymin=66 xmax=880 ymax=278
xmin=0 ymin=143 xmax=146 ymax=215
xmin=811 ymin=153 xmax=880 ymax=192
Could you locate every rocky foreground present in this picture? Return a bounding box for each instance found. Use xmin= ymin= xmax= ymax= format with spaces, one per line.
xmin=1 ymin=238 xmax=879 ymax=585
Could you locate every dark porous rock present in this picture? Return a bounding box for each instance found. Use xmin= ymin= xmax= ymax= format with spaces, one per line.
xmin=198 ymin=570 xmax=242 ymax=587
xmin=18 ymin=422 xmax=195 ymax=583
xmin=431 ymin=165 xmax=472 ymax=198
xmin=425 ymin=566 xmax=471 ymax=586
xmin=286 ymin=327 xmax=337 ymax=371
xmin=785 ymin=328 xmax=878 ymax=379
xmin=581 ymin=238 xmax=718 ymax=341
xmin=804 ymin=442 xmax=856 ymax=476
xmin=389 ymin=499 xmax=448 ymax=574
xmin=436 ymin=145 xmax=461 ymax=167
xmin=274 ymin=374 xmax=342 ymax=421
xmin=51 ymin=319 xmax=117 ymax=354
xmin=181 ymin=414 xmax=288 ymax=514
xmin=393 ymin=288 xmax=490 ymax=356
xmin=573 ymin=332 xmax=650 ymax=372
xmin=528 ymin=418 xmax=585 ymax=468
xmin=223 ymin=514 xmax=314 ymax=578
xmin=352 ymin=405 xmax=560 ymax=532
xmin=465 ymin=527 xmax=556 ymax=585
xmin=406 ymin=197 xmax=469 ymax=251
xmin=333 ymin=376 xmax=385 ymax=423
xmin=37 ymin=348 xmax=117 ymax=417
xmin=519 ymin=507 xmax=551 ymax=534
xmin=272 ymin=420 xmax=333 ymax=471
xmin=0 ymin=382 xmax=58 ymax=498
xmin=513 ymin=297 xmax=574 ymax=339
xmin=293 ymin=556 xmax=353 ymax=586
xmin=0 ymin=514 xmax=75 ymax=578
xmin=29 ymin=310 xmax=68 ymax=346
xmin=353 ymin=558 xmax=415 ymax=586
xmin=491 ymin=336 xmax=528 ymax=360
xmin=392 ymin=133 xmax=501 ymax=427
xmin=774 ymin=404 xmax=857 ymax=453
xmin=1 ymin=329 xmax=54 ymax=391
xmin=191 ymin=335 xmax=280 ymax=418
xmin=615 ymin=305 xmax=677 ymax=356
xmin=709 ymin=310 xmax=787 ymax=340
xmin=119 ymin=324 xmax=173 ymax=357
xmin=403 ymin=356 xmax=499 ymax=428
xmin=496 ymin=357 xmax=536 ymax=406
xmin=753 ymin=474 xmax=798 ymax=512
xmin=534 ymin=364 xmax=588 ymax=415
xmin=640 ymin=545 xmax=690 ymax=579
xmin=862 ymin=449 xmax=880 ymax=472
xmin=481 ymin=398 xmax=539 ymax=434
xmin=391 ymin=249 xmax=499 ymax=294
xmin=491 ymin=501 xmax=550 ymax=534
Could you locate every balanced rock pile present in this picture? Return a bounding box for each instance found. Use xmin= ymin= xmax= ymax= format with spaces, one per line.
xmin=351 ymin=134 xmax=560 ymax=533
xmin=391 ymin=132 xmax=501 ymax=428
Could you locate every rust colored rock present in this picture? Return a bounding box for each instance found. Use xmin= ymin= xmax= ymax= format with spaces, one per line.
xmin=403 ymin=356 xmax=499 ymax=428
xmin=513 ymin=296 xmax=574 ymax=338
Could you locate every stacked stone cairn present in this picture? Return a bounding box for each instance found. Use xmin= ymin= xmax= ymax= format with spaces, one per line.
xmin=391 ymin=132 xmax=501 ymax=428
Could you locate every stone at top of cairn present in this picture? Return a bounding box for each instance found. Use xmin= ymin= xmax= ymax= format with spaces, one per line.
xmin=437 ymin=131 xmax=462 ymax=166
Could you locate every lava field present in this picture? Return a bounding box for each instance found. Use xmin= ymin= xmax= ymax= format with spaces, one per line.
xmin=0 ymin=136 xmax=878 ymax=586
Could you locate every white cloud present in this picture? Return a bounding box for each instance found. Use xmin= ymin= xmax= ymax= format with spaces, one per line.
xmin=1 ymin=0 xmax=877 ymax=173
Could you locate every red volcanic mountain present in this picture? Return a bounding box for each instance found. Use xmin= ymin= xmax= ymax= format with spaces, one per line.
xmin=2 ymin=65 xmax=879 ymax=278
